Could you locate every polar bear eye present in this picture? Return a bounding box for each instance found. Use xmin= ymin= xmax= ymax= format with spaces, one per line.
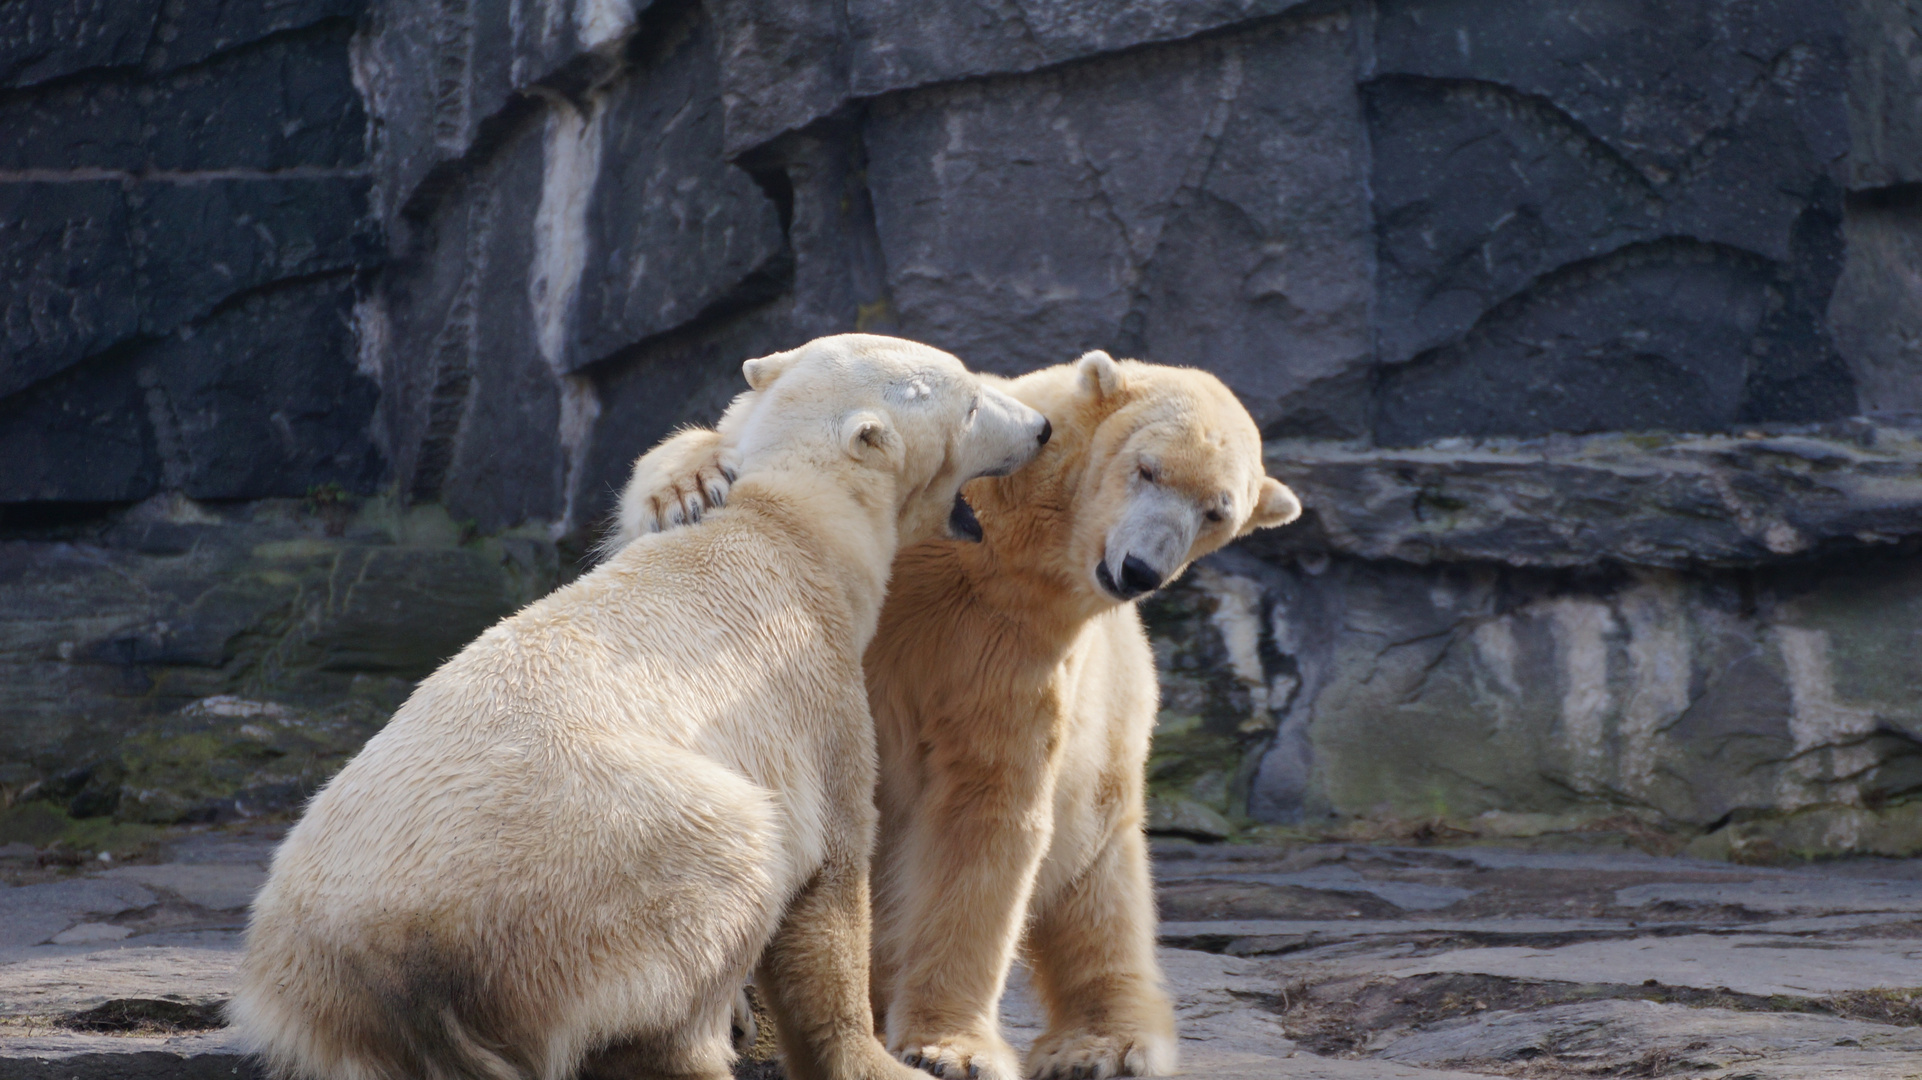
xmin=1137 ymin=464 xmax=1156 ymax=484
xmin=1205 ymin=508 xmax=1224 ymax=523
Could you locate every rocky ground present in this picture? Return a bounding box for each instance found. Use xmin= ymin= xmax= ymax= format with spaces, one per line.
xmin=0 ymin=830 xmax=1918 ymax=1079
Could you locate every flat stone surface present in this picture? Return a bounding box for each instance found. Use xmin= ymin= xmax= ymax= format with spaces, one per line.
xmin=1174 ymin=865 xmax=1479 ymax=912
xmin=1262 ymin=422 xmax=1922 ymax=571
xmin=1364 ymin=935 xmax=1922 ymax=998
xmin=0 ymin=933 xmax=241 ymax=1020
xmin=1616 ymin=878 xmax=1922 ymax=914
xmin=1375 ymin=1000 xmax=1922 ymax=1074
xmin=2 ymin=831 xmax=1919 ymax=1079
xmin=0 ymin=880 xmax=157 ymax=950
xmin=100 ymin=865 xmax=264 ymax=913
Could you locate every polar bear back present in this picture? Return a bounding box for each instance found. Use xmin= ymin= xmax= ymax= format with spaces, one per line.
xmin=263 ymin=499 xmax=857 ymax=927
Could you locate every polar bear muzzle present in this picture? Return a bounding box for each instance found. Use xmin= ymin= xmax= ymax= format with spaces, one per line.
xmin=1095 ymin=482 xmax=1200 ymax=601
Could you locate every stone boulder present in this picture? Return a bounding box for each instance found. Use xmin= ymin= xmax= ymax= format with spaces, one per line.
xmin=0 ymin=494 xmax=559 ymax=793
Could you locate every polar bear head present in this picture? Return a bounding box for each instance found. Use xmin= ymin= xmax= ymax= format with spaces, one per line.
xmin=723 ymin=334 xmax=1051 ymax=545
xmin=1037 ymin=350 xmax=1301 ymax=603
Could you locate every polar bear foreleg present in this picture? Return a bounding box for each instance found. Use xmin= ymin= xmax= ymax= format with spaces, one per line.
xmin=882 ymin=760 xmax=1053 ymax=1080
xmin=1022 ymin=824 xmax=1175 ymax=1079
xmin=756 ymin=853 xmax=921 ymax=1080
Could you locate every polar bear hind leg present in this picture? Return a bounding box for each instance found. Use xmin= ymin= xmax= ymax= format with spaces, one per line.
xmin=577 ymin=991 xmax=737 ymax=1080
xmin=562 ymin=743 xmax=788 ymax=1080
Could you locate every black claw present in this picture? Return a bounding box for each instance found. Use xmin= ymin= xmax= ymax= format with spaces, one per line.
xmin=1071 ymin=1067 xmax=1088 ymax=1080
xmin=967 ymin=1066 xmax=979 ymax=1080
xmin=906 ymin=1054 xmax=923 ymax=1068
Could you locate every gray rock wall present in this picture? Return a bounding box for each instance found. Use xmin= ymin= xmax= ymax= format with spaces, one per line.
xmin=4 ymin=0 xmax=1922 ymax=854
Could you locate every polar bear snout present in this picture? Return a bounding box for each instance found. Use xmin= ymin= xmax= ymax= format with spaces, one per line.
xmin=1096 ymin=484 xmax=1201 ymax=601
xmin=1095 ymin=555 xmax=1165 ymax=600
xmin=962 ymin=385 xmax=1051 ymax=480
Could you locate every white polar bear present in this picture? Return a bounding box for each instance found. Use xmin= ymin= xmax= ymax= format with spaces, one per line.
xmin=230 ymin=334 xmax=1051 ymax=1080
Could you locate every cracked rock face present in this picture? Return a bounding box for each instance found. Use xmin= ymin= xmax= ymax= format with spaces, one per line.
xmin=5 ymin=0 xmax=1922 ymax=854
xmin=1196 ymin=547 xmax=1922 ymax=841
xmin=864 ymin=12 xmax=1374 ymax=432
xmin=1368 ymin=0 xmax=1853 ymax=441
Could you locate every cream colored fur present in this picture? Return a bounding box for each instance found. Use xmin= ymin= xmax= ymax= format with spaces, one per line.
xmin=231 ymin=334 xmax=1049 ymax=1080
xmin=612 ymin=352 xmax=1300 ymax=1080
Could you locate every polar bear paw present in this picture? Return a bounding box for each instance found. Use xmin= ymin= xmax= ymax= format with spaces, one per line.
xmin=896 ymin=1033 xmax=1021 ymax=1080
xmin=647 ymin=453 xmax=735 ymax=531
xmin=1024 ymin=1027 xmax=1175 ymax=1079
xmin=612 ymin=428 xmax=739 ymax=548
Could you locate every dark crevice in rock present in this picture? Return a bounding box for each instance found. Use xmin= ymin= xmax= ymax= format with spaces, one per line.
xmin=697 ymin=247 xmax=797 ymax=329
xmin=425 ymin=0 xmax=475 ymax=150
xmin=1848 ymin=182 xmax=1922 ymax=213
xmin=573 ymin=241 xmax=796 ymax=379
xmin=394 ymin=91 xmax=544 ymax=228
xmin=1740 ymin=182 xmax=1855 ymax=423
xmin=58 ymin=998 xmax=226 ymax=1034
xmin=745 ymin=164 xmax=796 ymax=237
xmin=821 ymin=110 xmax=899 ymax=333
xmin=0 ymin=0 xmax=364 ymax=93
xmin=407 ymin=304 xmax=481 ymax=503
xmin=1166 ymin=921 xmax=1755 ymax=960
xmin=0 ymin=500 xmax=132 ymax=540
xmin=191 ymin=266 xmax=362 ymax=328
xmin=623 ymin=0 xmax=704 ymax=80
xmin=0 ymin=16 xmax=362 ymax=113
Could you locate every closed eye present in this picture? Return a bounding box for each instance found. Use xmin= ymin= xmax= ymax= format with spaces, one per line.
xmin=1137 ymin=464 xmax=1156 ymax=483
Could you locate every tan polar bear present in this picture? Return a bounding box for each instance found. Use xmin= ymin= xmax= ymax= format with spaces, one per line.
xmin=230 ymin=334 xmax=1051 ymax=1080
xmin=614 ymin=351 xmax=1301 ymax=1080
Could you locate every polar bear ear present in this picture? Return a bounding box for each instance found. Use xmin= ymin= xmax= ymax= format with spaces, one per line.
xmin=742 ymin=348 xmax=800 ymax=391
xmin=1075 ymin=350 xmax=1124 ymax=399
xmin=840 ymin=411 xmax=895 ymax=462
xmin=1246 ymin=476 xmax=1302 ymax=530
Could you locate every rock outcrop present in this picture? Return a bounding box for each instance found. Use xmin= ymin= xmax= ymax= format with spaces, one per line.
xmin=3 ymin=0 xmax=1921 ymax=855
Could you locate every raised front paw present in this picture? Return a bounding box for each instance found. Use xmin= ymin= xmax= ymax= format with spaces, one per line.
xmin=614 ymin=428 xmax=739 ymax=544
xmin=644 ymin=456 xmax=734 ymax=531
xmin=1024 ymin=1027 xmax=1175 ymax=1080
xmin=894 ymin=1033 xmax=1021 ymax=1080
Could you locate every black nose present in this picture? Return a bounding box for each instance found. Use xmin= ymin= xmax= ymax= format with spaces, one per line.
xmin=1037 ymin=417 xmax=1052 ymax=446
xmin=1119 ymin=555 xmax=1162 ymax=597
